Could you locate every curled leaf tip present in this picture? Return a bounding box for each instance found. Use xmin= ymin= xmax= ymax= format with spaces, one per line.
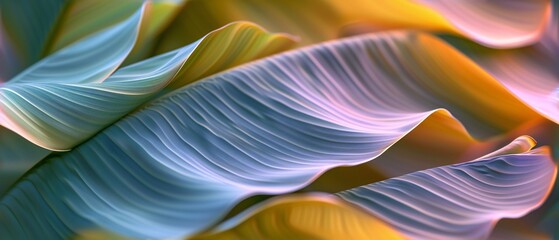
xmin=477 ymin=135 xmax=538 ymax=160
xmin=337 ymin=139 xmax=556 ymax=240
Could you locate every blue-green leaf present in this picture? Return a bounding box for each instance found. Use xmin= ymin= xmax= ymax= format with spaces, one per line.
xmin=337 ymin=146 xmax=556 ymax=240
xmin=7 ymin=5 xmax=144 ymax=84
xmin=0 ymin=21 xmax=294 ymax=192
xmin=0 ymin=32 xmax=542 ymax=238
xmin=200 ymin=138 xmax=555 ymax=240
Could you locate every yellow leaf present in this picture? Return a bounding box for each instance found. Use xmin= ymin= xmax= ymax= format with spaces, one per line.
xmin=190 ymin=194 xmax=405 ymax=240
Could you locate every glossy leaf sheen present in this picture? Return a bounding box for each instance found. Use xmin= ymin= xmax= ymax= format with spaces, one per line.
xmin=442 ymin=0 xmax=559 ymax=126
xmin=7 ymin=6 xmax=144 ymax=85
xmin=0 ymin=0 xmax=148 ymax=78
xmin=417 ymin=0 xmax=550 ymax=48
xmin=158 ymin=0 xmax=549 ymax=54
xmin=337 ymin=147 xmax=556 ymax=240
xmin=0 ymin=21 xmax=294 ymax=195
xmin=0 ymin=32 xmax=542 ymax=238
xmin=0 ymin=21 xmax=295 ymax=152
xmin=201 ymin=140 xmax=555 ymax=240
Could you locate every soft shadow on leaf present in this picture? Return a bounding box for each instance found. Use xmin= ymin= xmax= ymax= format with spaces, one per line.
xmin=155 ymin=0 xmax=456 ymax=51
xmin=71 ymin=230 xmax=132 ymax=240
xmin=0 ymin=128 xmax=50 ymax=192
xmin=190 ymin=194 xmax=405 ymax=240
xmin=123 ymin=0 xmax=188 ymax=64
xmin=198 ymin=138 xmax=556 ymax=240
xmin=6 ymin=5 xmax=145 ymax=85
xmin=0 ymin=0 xmax=185 ymax=75
xmin=0 ymin=21 xmax=295 ymax=192
xmin=1 ymin=0 xmax=146 ymax=77
xmin=336 ymin=144 xmax=557 ymax=240
xmin=305 ymin=116 xmax=559 ymax=194
xmin=438 ymin=0 xmax=559 ymax=127
xmin=437 ymin=5 xmax=559 ymax=235
xmin=157 ymin=0 xmax=549 ymax=53
xmin=302 ymin=111 xmax=476 ymax=193
xmin=43 ymin=0 xmax=144 ymax=55
xmin=0 ymin=0 xmax=67 ymax=74
xmin=0 ymin=33 xmax=543 ymax=239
